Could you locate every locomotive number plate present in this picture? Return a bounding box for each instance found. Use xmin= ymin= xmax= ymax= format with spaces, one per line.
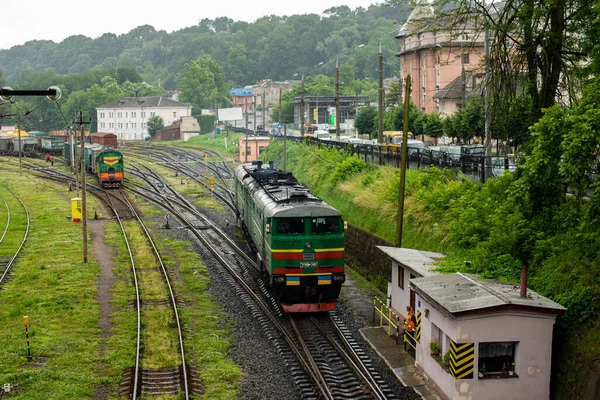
xmin=300 ymin=262 xmax=318 ymax=268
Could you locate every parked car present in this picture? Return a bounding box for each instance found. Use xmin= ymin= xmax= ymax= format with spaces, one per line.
xmin=406 ymin=139 xmax=426 ymax=154
xmin=428 ymin=146 xmax=442 ymax=161
xmin=461 ymin=144 xmax=485 ymax=156
xmin=491 ymin=156 xmax=517 ymax=177
xmin=439 ymin=146 xmax=462 ymax=164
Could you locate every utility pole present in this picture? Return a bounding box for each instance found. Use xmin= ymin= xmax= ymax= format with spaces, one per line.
xmin=17 ymin=117 xmax=22 ymax=175
xmin=278 ymin=89 xmax=282 ymax=127
xmin=78 ymin=109 xmax=90 ymax=263
xmin=245 ymin=96 xmax=249 ymax=163
xmin=335 ymin=58 xmax=341 ymax=139
xmin=396 ymin=75 xmax=412 ymax=248
xmin=378 ymin=40 xmax=384 ymax=144
xmin=300 ymin=75 xmax=305 ymax=137
xmin=484 ymin=29 xmax=492 ymax=179
xmin=253 ymin=95 xmax=257 ymax=134
xmin=355 ymin=90 xmax=359 ymax=138
xmin=283 ymin=115 xmax=287 ymax=172
xmin=262 ymin=91 xmax=266 ymax=130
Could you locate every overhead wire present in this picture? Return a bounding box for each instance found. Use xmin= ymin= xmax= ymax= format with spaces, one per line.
xmin=7 ymin=98 xmax=47 ymax=128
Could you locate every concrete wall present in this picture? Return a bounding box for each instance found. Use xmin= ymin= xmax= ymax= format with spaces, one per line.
xmin=415 ymin=294 xmax=557 ymax=400
xmin=154 ymin=126 xmax=180 ymax=141
xmin=344 ymin=224 xmax=394 ymax=292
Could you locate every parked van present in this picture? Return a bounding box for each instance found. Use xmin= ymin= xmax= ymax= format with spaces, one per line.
xmin=314 ymin=131 xmax=331 ymax=140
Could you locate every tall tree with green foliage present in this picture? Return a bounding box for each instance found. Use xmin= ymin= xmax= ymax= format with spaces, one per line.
xmin=178 ymin=56 xmax=229 ymax=115
xmin=199 ymin=115 xmax=215 ymax=134
xmin=355 ymin=105 xmax=377 ymax=137
xmin=147 ymin=115 xmax=164 ymax=137
xmin=447 ymin=0 xmax=594 ymax=141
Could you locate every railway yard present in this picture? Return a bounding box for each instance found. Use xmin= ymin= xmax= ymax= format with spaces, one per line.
xmin=0 ymin=143 xmax=420 ymax=400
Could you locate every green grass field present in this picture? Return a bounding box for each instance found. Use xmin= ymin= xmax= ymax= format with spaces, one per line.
xmin=0 ymin=157 xmax=239 ymax=399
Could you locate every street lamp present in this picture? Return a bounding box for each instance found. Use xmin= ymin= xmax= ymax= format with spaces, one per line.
xmin=376 ymin=29 xmax=400 ymax=144
xmin=335 ymin=44 xmax=365 ymax=138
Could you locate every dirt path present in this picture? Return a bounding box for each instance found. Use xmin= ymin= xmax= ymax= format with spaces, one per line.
xmin=89 ymin=219 xmax=116 ymax=400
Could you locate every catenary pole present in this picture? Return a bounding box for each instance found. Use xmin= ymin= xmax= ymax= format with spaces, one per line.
xmin=300 ymin=76 xmax=305 ymax=137
xmin=378 ymin=40 xmax=384 ymax=144
xmin=335 ymin=58 xmax=341 ymax=139
xmin=396 ymin=75 xmax=411 ymax=247
xmin=79 ymin=110 xmax=88 ymax=263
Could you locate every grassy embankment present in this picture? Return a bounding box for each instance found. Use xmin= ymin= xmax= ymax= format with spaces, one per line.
xmin=258 ymin=139 xmax=600 ymax=399
xmin=0 ymin=157 xmax=240 ymax=399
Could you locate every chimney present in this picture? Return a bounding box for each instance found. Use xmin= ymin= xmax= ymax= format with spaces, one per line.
xmin=520 ymin=262 xmax=529 ymax=298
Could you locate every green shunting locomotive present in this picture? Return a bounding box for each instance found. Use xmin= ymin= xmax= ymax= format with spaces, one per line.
xmin=234 ymin=161 xmax=346 ymax=312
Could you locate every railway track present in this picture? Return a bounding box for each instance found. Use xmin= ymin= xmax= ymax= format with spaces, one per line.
xmin=18 ymin=155 xmax=407 ymax=399
xmin=122 ymin=144 xmax=236 ymax=209
xmin=127 ymin=162 xmax=400 ymax=399
xmin=0 ymin=188 xmax=30 ymax=288
xmin=102 ymin=190 xmax=200 ymax=399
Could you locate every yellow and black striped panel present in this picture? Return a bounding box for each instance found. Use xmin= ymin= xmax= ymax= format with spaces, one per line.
xmin=450 ymin=340 xmax=474 ymax=379
xmin=415 ymin=310 xmax=421 ymax=343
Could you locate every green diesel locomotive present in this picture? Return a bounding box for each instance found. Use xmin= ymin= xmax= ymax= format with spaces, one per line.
xmin=234 ymin=161 xmax=345 ymax=312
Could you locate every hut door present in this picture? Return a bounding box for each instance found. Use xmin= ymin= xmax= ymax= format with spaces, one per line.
xmin=410 ymin=274 xmax=416 ymax=312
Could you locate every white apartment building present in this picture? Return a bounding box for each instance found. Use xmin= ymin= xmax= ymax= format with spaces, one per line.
xmin=96 ymin=96 xmax=192 ymax=140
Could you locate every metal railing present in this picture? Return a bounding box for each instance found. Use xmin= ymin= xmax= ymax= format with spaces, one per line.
xmin=372 ymin=296 xmax=402 ymax=344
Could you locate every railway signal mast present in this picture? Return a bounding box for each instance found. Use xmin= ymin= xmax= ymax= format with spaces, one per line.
xmin=0 ymin=86 xmax=62 ymax=175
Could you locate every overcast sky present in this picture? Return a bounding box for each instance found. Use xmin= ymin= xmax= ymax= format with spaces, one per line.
xmin=0 ymin=0 xmax=376 ymax=50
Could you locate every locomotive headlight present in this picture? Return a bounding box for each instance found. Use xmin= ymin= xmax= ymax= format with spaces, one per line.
xmin=273 ymin=276 xmax=285 ymax=284
xmin=333 ymin=274 xmax=345 ymax=282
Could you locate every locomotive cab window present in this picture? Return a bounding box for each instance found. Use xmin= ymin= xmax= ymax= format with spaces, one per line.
xmin=277 ymin=218 xmax=304 ymax=234
xmin=311 ymin=217 xmax=339 ymax=234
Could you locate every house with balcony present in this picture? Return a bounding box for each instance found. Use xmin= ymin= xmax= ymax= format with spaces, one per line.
xmin=96 ymin=96 xmax=192 ymax=141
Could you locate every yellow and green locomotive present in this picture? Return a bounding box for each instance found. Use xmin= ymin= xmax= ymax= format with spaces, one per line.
xmin=234 ymin=161 xmax=345 ymax=312
xmin=64 ymin=142 xmax=124 ymax=189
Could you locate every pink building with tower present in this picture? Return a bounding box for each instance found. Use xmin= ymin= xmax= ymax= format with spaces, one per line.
xmin=396 ymin=0 xmax=485 ymax=115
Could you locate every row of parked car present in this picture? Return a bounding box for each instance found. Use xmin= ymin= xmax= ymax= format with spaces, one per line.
xmin=328 ymin=136 xmax=518 ymax=177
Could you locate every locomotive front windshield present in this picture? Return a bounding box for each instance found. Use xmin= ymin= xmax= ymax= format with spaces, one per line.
xmin=277 ymin=218 xmax=304 ymax=234
xmin=311 ymin=217 xmax=339 ymax=234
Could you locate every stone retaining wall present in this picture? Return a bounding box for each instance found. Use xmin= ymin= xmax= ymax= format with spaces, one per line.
xmin=345 ymin=223 xmax=394 ymax=293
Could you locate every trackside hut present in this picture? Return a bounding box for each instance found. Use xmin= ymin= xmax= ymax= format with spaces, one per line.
xmin=238 ymin=136 xmax=271 ymax=163
xmin=377 ymin=246 xmax=444 ymax=314
xmin=410 ymin=273 xmax=565 ymax=400
xmin=378 ymin=246 xmax=565 ymax=399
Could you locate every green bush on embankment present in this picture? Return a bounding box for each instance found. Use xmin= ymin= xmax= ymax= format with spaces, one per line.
xmin=259 ymin=137 xmax=600 ymax=399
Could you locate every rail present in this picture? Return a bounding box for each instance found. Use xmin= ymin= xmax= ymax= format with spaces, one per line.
xmin=372 ymin=296 xmax=402 ymax=344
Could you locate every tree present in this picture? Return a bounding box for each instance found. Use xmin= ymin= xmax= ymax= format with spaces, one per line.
xmin=447 ymin=0 xmax=594 ymax=137
xmin=355 ymin=105 xmax=377 ymax=137
xmin=147 ymin=115 xmax=164 ymax=137
xmin=423 ymin=113 xmax=445 ymax=144
xmin=225 ymin=44 xmax=248 ymax=85
xmin=178 ymin=56 xmax=229 ymax=115
xmin=199 ymin=115 xmax=215 ymax=134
